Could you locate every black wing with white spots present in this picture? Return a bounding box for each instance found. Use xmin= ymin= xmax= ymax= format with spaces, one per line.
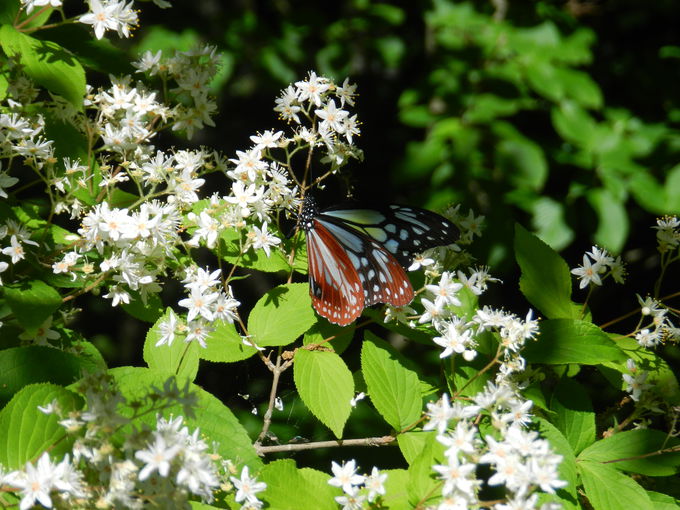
xmin=320 ymin=203 xmax=458 ymax=267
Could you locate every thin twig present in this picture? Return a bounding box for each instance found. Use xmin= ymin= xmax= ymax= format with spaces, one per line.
xmin=255 ymin=354 xmax=293 ymax=445
xmin=255 ymin=435 xmax=395 ymax=455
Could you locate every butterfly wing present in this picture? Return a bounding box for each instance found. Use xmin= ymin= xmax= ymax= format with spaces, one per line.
xmin=305 ymin=218 xmax=365 ymax=325
xmin=316 ymin=217 xmax=414 ymax=308
xmin=320 ymin=204 xmax=457 ymax=267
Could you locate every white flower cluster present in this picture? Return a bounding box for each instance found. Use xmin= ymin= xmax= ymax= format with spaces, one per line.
xmin=153 ymin=266 xmax=241 ymax=348
xmin=424 ymin=387 xmax=566 ymax=510
xmin=274 ymin=71 xmax=363 ymax=170
xmin=653 ymin=215 xmax=680 ymax=253
xmin=570 ymin=245 xmax=625 ymax=289
xmin=0 ymin=374 xmax=232 ymax=509
xmin=327 ymin=460 xmax=387 ymax=509
xmin=132 ymin=45 xmax=221 ymax=139
xmin=411 ymin=263 xmax=538 ymax=379
xmin=72 ymin=200 xmax=181 ymax=306
xmin=622 ymin=359 xmax=651 ymax=402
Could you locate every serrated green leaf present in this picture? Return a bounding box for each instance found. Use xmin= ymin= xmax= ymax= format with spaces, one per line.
xmin=647 ymin=491 xmax=680 ymax=509
xmin=0 ymin=346 xmax=87 ymax=405
xmin=579 ymin=429 xmax=680 ymax=477
xmin=579 ymin=460 xmax=653 ymax=510
xmin=0 ymin=25 xmax=85 ymax=109
xmin=201 ymin=319 xmax=257 ymax=363
xmin=0 ymin=383 xmax=81 ymax=469
xmin=550 ymin=378 xmax=596 ymax=455
xmin=260 ymin=459 xmax=340 ymax=510
xmin=535 ymin=418 xmax=579 ymax=501
xmin=4 ymin=279 xmax=62 ymax=331
xmin=515 ymin=224 xmax=578 ymax=319
xmin=587 ymin=188 xmax=628 ymax=253
xmin=248 ymin=283 xmax=316 ymax=347
xmin=524 ymin=319 xmax=627 ymax=365
xmin=143 ymin=309 xmax=199 ymax=381
xmin=110 ymin=366 xmax=261 ymax=469
xmin=407 ymin=432 xmax=442 ymax=507
xmin=303 ymin=321 xmax=355 ymax=354
xmin=361 ymin=333 xmax=422 ymax=431
xmin=398 ymin=430 xmax=436 ymax=465
xmin=294 ymin=349 xmax=353 ymax=438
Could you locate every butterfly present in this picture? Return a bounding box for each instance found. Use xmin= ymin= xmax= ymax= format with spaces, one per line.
xmin=297 ymin=194 xmax=458 ymax=325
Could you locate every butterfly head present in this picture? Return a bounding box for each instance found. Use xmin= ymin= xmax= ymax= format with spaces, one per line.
xmin=298 ymin=194 xmax=319 ymax=233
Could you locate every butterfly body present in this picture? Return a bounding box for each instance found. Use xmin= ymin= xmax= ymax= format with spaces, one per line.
xmin=299 ymin=194 xmax=457 ymax=325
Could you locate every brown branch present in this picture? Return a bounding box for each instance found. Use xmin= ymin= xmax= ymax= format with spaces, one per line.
xmin=255 ymin=435 xmax=396 ymax=455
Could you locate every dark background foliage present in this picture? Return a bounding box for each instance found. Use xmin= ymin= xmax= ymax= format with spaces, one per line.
xmin=75 ymin=0 xmax=679 ymax=469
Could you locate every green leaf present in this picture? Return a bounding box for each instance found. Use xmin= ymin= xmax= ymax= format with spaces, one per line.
xmin=406 ymin=432 xmax=441 ymax=507
xmin=4 ymin=279 xmax=62 ymax=331
xmin=121 ymin=292 xmax=164 ymax=323
xmin=379 ymin=469 xmax=410 ymax=510
xmin=303 ymin=321 xmax=355 ymax=354
xmin=248 ymin=283 xmax=316 ymax=347
xmin=587 ymin=188 xmax=628 ymax=253
xmin=0 ymin=346 xmax=88 ymax=405
xmin=143 ymin=309 xmax=199 ymax=381
xmin=0 ymin=383 xmax=81 ymax=469
xmin=514 ymin=224 xmax=578 ymax=319
xmin=361 ymin=333 xmax=422 ymax=431
xmin=398 ymin=430 xmax=436 ymax=465
xmin=201 ymin=319 xmax=257 ymax=363
xmin=579 ymin=429 xmax=680 ymax=477
xmin=523 ymin=319 xmax=627 ymax=365
xmin=529 ymin=196 xmax=574 ymax=251
xmin=220 ymin=229 xmax=298 ymax=273
xmin=579 ymin=460 xmax=653 ymax=510
xmin=260 ymin=459 xmax=339 ymax=510
xmin=559 ymin=68 xmax=603 ymax=109
xmin=294 ymin=349 xmax=353 ymax=438
xmin=0 ymin=25 xmax=85 ymax=109
xmin=495 ymin=137 xmax=548 ymax=191
xmin=110 ymin=367 xmax=261 ymax=469
xmin=550 ymin=378 xmax=596 ymax=455
xmin=551 ymin=100 xmax=597 ymax=147
xmin=647 ymin=491 xmax=680 ymax=510
xmin=536 ymin=418 xmax=579 ymax=502
xmin=35 ymin=24 xmax=131 ymax=75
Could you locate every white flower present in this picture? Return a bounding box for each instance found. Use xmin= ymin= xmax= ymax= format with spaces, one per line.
xmin=248 ymin=222 xmax=281 ymax=257
xmin=571 ymin=254 xmax=602 ymax=289
xmin=426 ymin=271 xmax=463 ymax=307
xmin=364 ymin=466 xmax=387 ymax=502
xmin=225 ymin=182 xmax=264 ymax=217
xmin=178 ymin=288 xmax=218 ymax=321
xmin=2 ymin=235 xmax=26 ymax=264
xmin=328 ymin=460 xmax=364 ymax=494
xmin=295 ymin=71 xmax=330 ymax=106
xmin=6 ymin=452 xmax=57 ymax=510
xmin=315 ymin=99 xmax=349 ymax=133
xmin=230 ymin=466 xmax=267 ymax=504
xmin=156 ymin=310 xmax=179 ymax=347
xmin=79 ymin=0 xmax=120 ymax=40
xmin=0 ymin=171 xmax=18 ymax=198
xmin=135 ymin=435 xmax=182 ymax=480
xmin=432 ymin=455 xmax=478 ymax=497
